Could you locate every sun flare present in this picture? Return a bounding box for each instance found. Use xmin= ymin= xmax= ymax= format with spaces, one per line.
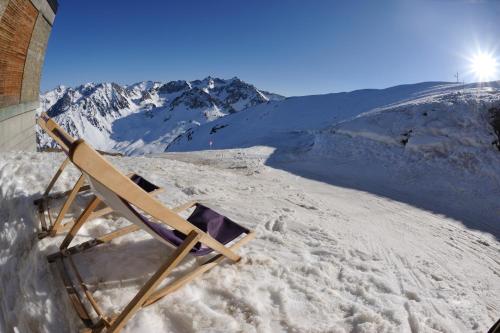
xmin=470 ymin=51 xmax=498 ymax=81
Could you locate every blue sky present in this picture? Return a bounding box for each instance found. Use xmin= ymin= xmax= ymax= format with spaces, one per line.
xmin=41 ymin=0 xmax=500 ymax=96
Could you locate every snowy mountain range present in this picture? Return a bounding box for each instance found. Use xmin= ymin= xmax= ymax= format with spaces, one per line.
xmin=37 ymin=77 xmax=284 ymax=154
xmin=38 ymin=79 xmax=500 ymax=181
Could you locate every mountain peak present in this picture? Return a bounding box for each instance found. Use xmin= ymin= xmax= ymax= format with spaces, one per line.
xmin=38 ymin=77 xmax=285 ymax=154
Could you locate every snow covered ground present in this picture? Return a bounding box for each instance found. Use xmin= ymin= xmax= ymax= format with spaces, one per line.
xmin=0 ymin=149 xmax=498 ymax=332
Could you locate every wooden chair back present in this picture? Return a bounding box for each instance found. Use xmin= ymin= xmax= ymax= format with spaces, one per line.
xmin=69 ymin=139 xmax=239 ymax=260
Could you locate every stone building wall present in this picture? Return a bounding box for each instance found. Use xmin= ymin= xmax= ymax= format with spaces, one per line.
xmin=0 ymin=0 xmax=57 ymax=151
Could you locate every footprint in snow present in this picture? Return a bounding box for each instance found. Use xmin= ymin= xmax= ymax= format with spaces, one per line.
xmin=404 ymin=290 xmax=421 ymax=302
xmin=265 ymin=215 xmax=287 ymax=233
xmin=181 ymin=186 xmax=207 ymax=195
xmin=476 ymin=239 xmax=490 ymax=247
xmin=297 ymin=203 xmax=318 ymax=210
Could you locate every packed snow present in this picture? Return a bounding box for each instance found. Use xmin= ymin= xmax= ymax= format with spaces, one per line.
xmin=0 ymin=148 xmax=498 ymax=333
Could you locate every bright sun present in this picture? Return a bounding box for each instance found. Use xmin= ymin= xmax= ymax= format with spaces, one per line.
xmin=470 ymin=51 xmax=498 ymax=81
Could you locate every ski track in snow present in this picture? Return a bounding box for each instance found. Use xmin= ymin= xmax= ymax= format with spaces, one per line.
xmin=0 ymin=150 xmax=498 ymax=333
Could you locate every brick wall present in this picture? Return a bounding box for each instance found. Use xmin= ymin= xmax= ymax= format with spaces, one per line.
xmin=0 ymin=0 xmax=38 ymax=107
xmin=0 ymin=0 xmax=57 ymax=151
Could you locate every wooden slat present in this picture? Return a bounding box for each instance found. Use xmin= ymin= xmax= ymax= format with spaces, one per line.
xmin=60 ymin=196 xmax=101 ymax=250
xmin=79 ymin=316 xmax=115 ymax=333
xmin=51 ymin=174 xmax=86 ymax=235
xmin=144 ymin=231 xmax=255 ymax=307
xmin=67 ymin=255 xmax=110 ymax=325
xmin=55 ymin=258 xmax=94 ymax=327
xmin=48 ymin=226 xmax=255 ymax=331
xmin=107 ymin=231 xmax=201 ymax=333
xmin=47 ymin=224 xmax=141 ymax=263
xmin=48 ymin=239 xmax=103 ymax=263
xmin=98 ymin=224 xmax=141 ymax=243
xmin=37 ymin=197 xmax=48 ymax=231
xmin=39 ymin=184 xmax=91 ymax=204
xmin=71 ymin=141 xmax=241 ymax=262
xmin=42 ymin=157 xmax=70 ymax=196
xmin=171 ymin=200 xmax=197 ymax=213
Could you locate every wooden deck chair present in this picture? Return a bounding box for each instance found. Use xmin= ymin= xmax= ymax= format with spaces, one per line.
xmin=47 ymin=139 xmax=255 ymax=332
xmin=35 ymin=113 xmax=163 ymax=238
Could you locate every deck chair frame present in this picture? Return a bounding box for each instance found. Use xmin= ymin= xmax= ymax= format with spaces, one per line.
xmin=35 ymin=113 xmax=163 ymax=238
xmin=48 ymin=139 xmax=255 ymax=332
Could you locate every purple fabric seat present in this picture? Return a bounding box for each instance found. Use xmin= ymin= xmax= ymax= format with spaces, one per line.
xmin=134 ymin=203 xmax=250 ymax=256
xmin=130 ymin=174 xmax=160 ymax=193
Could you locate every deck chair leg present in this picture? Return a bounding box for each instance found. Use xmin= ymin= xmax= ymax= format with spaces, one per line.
xmin=60 ymin=196 xmax=101 ymax=250
xmin=98 ymin=224 xmax=141 ymax=243
xmin=47 ymin=224 xmax=143 ymax=263
xmin=107 ymin=231 xmax=201 ymax=333
xmin=43 ymin=157 xmax=70 ymax=197
xmin=50 ymin=174 xmax=86 ymax=236
xmin=55 ymin=258 xmax=94 ymax=327
xmin=144 ymin=231 xmax=256 ymax=307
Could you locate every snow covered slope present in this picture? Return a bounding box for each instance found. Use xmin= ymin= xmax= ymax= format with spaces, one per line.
xmin=37 ymin=77 xmax=284 ymax=154
xmin=0 ymin=150 xmax=498 ymax=332
xmin=168 ymin=82 xmax=500 ymax=233
xmin=166 ymin=81 xmax=500 ymax=152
